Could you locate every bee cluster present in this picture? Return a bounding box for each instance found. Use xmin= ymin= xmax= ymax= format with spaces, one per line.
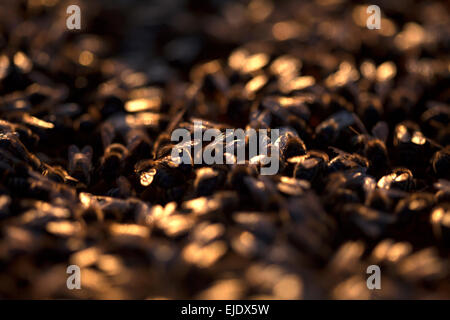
xmin=0 ymin=0 xmax=449 ymax=299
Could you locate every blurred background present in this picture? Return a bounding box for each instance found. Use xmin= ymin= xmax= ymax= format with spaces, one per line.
xmin=0 ymin=0 xmax=449 ymax=299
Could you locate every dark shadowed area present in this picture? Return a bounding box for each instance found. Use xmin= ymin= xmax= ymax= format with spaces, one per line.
xmin=0 ymin=0 xmax=449 ymax=299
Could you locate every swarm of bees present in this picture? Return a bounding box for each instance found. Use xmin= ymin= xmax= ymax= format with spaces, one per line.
xmin=0 ymin=0 xmax=449 ymax=299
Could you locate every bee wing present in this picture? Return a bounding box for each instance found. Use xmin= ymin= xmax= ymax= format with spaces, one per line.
xmin=352 ymin=113 xmax=368 ymax=135
xmin=81 ymin=145 xmax=93 ymax=162
xmin=372 ymin=121 xmax=389 ymax=143
xmin=328 ymin=146 xmax=350 ymax=157
xmin=333 ymin=110 xmax=355 ymax=130
xmin=68 ymin=145 xmax=80 ymax=170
